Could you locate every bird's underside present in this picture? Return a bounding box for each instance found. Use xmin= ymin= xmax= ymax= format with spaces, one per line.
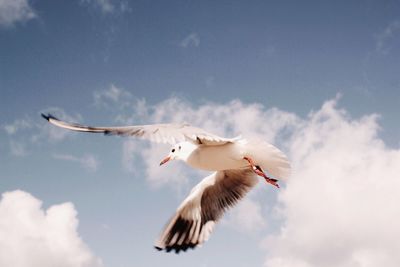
xmin=41 ymin=113 xmax=237 ymax=146
xmin=154 ymin=169 xmax=258 ymax=253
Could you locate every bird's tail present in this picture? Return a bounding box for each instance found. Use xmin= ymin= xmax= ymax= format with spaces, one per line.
xmin=240 ymin=139 xmax=291 ymax=181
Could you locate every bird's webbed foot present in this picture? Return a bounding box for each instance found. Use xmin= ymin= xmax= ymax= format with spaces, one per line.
xmin=243 ymin=156 xmax=280 ymax=188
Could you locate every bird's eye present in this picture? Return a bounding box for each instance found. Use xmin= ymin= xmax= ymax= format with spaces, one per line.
xmin=179 ymin=146 xmax=181 ymax=150
xmin=171 ymin=149 xmax=175 ymax=153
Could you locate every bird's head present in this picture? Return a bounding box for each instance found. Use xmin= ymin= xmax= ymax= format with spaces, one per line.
xmin=159 ymin=142 xmax=195 ymax=166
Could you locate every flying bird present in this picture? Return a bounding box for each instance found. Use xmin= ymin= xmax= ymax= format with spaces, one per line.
xmin=41 ymin=113 xmax=290 ymax=253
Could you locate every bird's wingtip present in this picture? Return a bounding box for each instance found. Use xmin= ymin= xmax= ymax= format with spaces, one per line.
xmin=41 ymin=113 xmax=50 ymax=121
xmin=154 ymin=243 xmax=197 ymax=253
xmin=154 ymin=246 xmax=163 ymax=251
xmin=41 ymin=113 xmax=58 ymax=121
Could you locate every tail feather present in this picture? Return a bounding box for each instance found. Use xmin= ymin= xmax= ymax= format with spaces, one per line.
xmin=241 ymin=139 xmax=291 ymax=181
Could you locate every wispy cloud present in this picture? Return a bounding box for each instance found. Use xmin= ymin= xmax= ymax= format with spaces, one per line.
xmin=180 ymin=33 xmax=200 ymax=48
xmin=93 ymin=84 xmax=133 ymax=109
xmin=375 ymin=20 xmax=400 ymax=55
xmin=0 ymin=0 xmax=36 ymax=28
xmin=4 ymin=118 xmax=32 ymax=135
xmin=9 ymin=140 xmax=28 ymax=157
xmin=3 ymin=107 xmax=82 ymax=156
xmin=80 ymin=0 xmax=130 ymax=15
xmin=0 ymin=190 xmax=103 ymax=267
xmin=53 ymin=153 xmax=99 ymax=172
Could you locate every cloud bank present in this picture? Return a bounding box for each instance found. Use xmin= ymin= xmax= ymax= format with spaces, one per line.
xmin=6 ymin=84 xmax=399 ymax=266
xmin=111 ymin=90 xmax=399 ymax=266
xmin=263 ymin=99 xmax=400 ymax=267
xmin=0 ymin=190 xmax=102 ymax=267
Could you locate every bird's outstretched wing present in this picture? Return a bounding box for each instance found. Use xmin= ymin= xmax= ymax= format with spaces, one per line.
xmin=41 ymin=113 xmax=235 ymax=145
xmin=154 ymin=169 xmax=258 ymax=253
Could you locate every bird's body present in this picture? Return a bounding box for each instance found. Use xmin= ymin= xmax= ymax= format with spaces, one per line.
xmin=175 ymin=140 xmax=289 ymax=180
xmin=41 ymin=113 xmax=291 ymax=253
xmin=184 ymin=141 xmax=247 ymax=171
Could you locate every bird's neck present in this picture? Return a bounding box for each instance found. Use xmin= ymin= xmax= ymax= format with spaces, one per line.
xmin=179 ymin=142 xmax=198 ymax=161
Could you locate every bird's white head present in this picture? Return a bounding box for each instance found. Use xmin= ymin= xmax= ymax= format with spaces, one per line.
xmin=159 ymin=142 xmax=196 ymax=166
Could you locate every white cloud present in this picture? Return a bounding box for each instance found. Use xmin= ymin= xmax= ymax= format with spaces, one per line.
xmin=0 ymin=190 xmax=103 ymax=267
xmin=0 ymin=0 xmax=36 ymax=28
xmin=375 ymin=20 xmax=400 ymax=55
xmin=263 ymin=98 xmax=400 ymax=267
xmin=180 ymin=33 xmax=200 ymax=48
xmin=224 ymin=197 xmax=267 ymax=233
xmin=115 ymin=95 xmax=400 ymax=263
xmin=53 ymin=154 xmax=99 ymax=172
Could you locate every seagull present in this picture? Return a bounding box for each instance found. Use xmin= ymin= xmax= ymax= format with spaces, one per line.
xmin=41 ymin=113 xmax=290 ymax=253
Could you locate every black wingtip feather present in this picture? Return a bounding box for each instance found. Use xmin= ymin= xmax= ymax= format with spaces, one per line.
xmin=155 ymin=242 xmax=197 ymax=254
xmin=41 ymin=113 xmax=50 ymax=121
xmin=157 ymin=216 xmax=201 ymax=254
xmin=41 ymin=113 xmax=58 ymax=121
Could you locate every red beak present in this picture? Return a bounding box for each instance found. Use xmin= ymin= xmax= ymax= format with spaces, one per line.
xmin=159 ymin=156 xmax=171 ymax=166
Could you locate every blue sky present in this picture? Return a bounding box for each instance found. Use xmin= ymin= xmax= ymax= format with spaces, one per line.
xmin=1 ymin=1 xmax=399 ymax=144
xmin=1 ymin=1 xmax=400 ymax=267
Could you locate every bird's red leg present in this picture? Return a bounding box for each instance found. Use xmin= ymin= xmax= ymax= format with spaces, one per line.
xmin=243 ymin=157 xmax=279 ymax=188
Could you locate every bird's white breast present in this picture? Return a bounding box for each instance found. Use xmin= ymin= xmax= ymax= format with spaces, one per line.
xmin=185 ymin=143 xmax=248 ymax=171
